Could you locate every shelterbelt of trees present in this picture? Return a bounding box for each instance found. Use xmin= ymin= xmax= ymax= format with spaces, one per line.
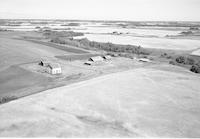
xmin=43 ymin=30 xmax=200 ymax=74
xmin=43 ymin=30 xmax=150 ymax=55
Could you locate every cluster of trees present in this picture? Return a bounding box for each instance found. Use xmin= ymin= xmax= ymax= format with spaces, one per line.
xmin=43 ymin=30 xmax=84 ymax=39
xmin=80 ymin=39 xmax=149 ymax=55
xmin=160 ymin=53 xmax=172 ymax=59
xmin=175 ymin=56 xmax=195 ymax=65
xmin=63 ymin=23 xmax=80 ymax=26
xmin=45 ymin=30 xmax=149 ymax=55
xmin=30 ymin=21 xmax=48 ymax=25
xmin=189 ymin=27 xmax=199 ymax=30
xmin=0 ymin=28 xmax=8 ymax=31
xmin=180 ymin=31 xmax=193 ymax=35
xmin=50 ymin=37 xmax=83 ymax=47
xmin=169 ymin=56 xmax=200 ymax=74
xmin=0 ymin=96 xmax=17 ymax=104
xmin=190 ymin=63 xmax=200 ymax=73
xmin=50 ymin=37 xmax=150 ymax=55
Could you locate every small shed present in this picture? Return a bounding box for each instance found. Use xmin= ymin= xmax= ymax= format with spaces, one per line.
xmin=88 ymin=56 xmax=104 ymax=62
xmin=102 ymin=55 xmax=112 ymax=60
xmin=47 ymin=63 xmax=62 ymax=75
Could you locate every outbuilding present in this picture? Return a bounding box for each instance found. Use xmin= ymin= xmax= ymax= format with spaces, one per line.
xmin=40 ymin=59 xmax=50 ymax=67
xmin=102 ymin=55 xmax=112 ymax=60
xmin=88 ymin=56 xmax=104 ymax=62
xmin=47 ymin=63 xmax=62 ymax=75
xmin=138 ymin=58 xmax=151 ymax=62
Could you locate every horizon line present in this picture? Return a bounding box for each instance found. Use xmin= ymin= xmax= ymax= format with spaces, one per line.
xmin=1 ymin=18 xmax=200 ymax=22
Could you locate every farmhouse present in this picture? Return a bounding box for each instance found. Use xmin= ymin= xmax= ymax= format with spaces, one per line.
xmin=47 ymin=63 xmax=62 ymax=75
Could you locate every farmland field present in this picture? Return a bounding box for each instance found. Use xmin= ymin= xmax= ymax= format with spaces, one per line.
xmin=0 ymin=64 xmax=200 ymax=137
xmin=0 ymin=31 xmax=92 ymax=99
xmin=1 ymin=20 xmax=200 ymax=137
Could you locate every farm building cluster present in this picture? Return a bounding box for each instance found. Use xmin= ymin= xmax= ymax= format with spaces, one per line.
xmin=84 ymin=55 xmax=112 ymax=65
xmin=39 ymin=59 xmax=62 ymax=75
xmin=38 ymin=55 xmax=150 ymax=75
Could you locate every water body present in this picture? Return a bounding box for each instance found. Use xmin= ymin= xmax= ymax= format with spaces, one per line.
xmin=1 ymin=22 xmax=200 ymax=51
xmin=77 ymin=26 xmax=180 ymax=37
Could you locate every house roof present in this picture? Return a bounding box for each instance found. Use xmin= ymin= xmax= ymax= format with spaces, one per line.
xmin=48 ymin=63 xmax=61 ymax=69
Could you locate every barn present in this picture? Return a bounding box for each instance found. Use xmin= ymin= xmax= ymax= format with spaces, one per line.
xmin=47 ymin=63 xmax=62 ymax=75
xmin=88 ymin=56 xmax=104 ymax=62
xmin=40 ymin=59 xmax=50 ymax=67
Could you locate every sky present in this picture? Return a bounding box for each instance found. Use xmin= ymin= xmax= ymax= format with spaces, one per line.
xmin=0 ymin=0 xmax=200 ymax=21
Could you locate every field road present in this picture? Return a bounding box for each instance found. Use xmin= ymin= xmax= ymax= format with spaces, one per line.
xmin=0 ymin=65 xmax=200 ymax=137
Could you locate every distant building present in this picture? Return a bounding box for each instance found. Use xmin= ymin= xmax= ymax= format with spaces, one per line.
xmin=102 ymin=55 xmax=112 ymax=60
xmin=40 ymin=59 xmax=50 ymax=67
xmin=138 ymin=58 xmax=151 ymax=62
xmin=88 ymin=56 xmax=104 ymax=62
xmin=84 ymin=56 xmax=104 ymax=66
xmin=47 ymin=63 xmax=62 ymax=75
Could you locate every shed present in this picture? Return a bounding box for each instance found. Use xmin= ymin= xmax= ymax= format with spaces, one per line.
xmin=138 ymin=58 xmax=151 ymax=62
xmin=40 ymin=59 xmax=51 ymax=67
xmin=47 ymin=63 xmax=62 ymax=75
xmin=88 ymin=56 xmax=104 ymax=62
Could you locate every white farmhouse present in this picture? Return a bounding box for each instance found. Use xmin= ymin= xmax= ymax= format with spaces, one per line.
xmin=47 ymin=63 xmax=62 ymax=75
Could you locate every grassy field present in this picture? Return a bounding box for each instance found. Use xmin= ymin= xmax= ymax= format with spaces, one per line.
xmin=23 ymin=39 xmax=89 ymax=54
xmin=1 ymin=28 xmax=200 ymax=137
xmin=0 ymin=64 xmax=200 ymax=137
xmin=1 ymin=22 xmax=200 ymax=137
xmin=55 ymin=53 xmax=99 ymax=61
xmin=0 ymin=31 xmax=143 ymax=103
xmin=0 ymin=65 xmax=52 ymax=98
xmin=0 ymin=30 xmax=200 ymax=102
xmin=0 ymin=37 xmax=67 ymax=67
xmin=0 ymin=31 xmax=92 ymax=101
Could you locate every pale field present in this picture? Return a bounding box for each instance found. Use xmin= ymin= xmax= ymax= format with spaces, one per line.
xmin=0 ymin=64 xmax=200 ymax=137
xmin=191 ymin=48 xmax=200 ymax=56
xmin=76 ymin=34 xmax=200 ymax=50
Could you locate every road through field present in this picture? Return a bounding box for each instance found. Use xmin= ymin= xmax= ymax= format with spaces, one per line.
xmin=0 ymin=65 xmax=200 ymax=137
